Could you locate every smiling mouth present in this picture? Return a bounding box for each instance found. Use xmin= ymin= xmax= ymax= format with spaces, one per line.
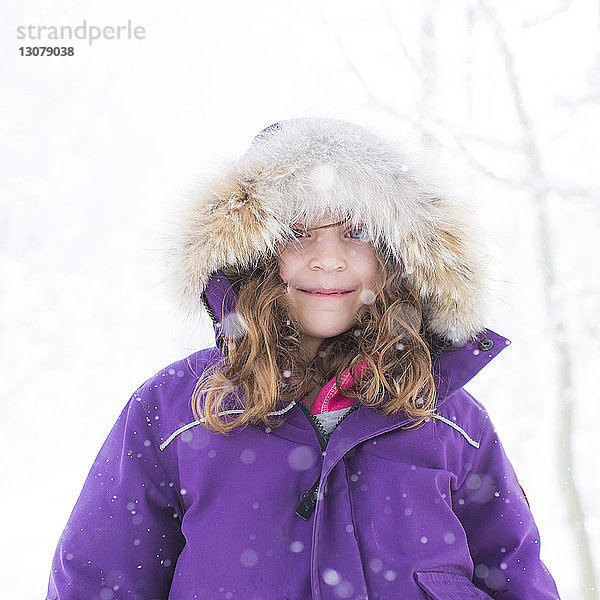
xmin=299 ymin=289 xmax=354 ymax=296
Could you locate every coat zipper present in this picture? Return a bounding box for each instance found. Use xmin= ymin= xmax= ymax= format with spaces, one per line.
xmin=294 ymin=398 xmax=360 ymax=520
xmin=295 ymin=397 xmax=330 ymax=451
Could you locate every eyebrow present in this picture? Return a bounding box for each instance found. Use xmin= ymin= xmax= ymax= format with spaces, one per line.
xmin=304 ymin=218 xmax=349 ymax=232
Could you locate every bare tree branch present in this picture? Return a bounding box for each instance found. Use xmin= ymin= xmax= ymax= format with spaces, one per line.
xmin=479 ymin=2 xmax=599 ymax=598
xmin=383 ymin=5 xmax=426 ymax=79
xmin=521 ymin=0 xmax=576 ymax=28
xmin=334 ymin=10 xmax=600 ymax=204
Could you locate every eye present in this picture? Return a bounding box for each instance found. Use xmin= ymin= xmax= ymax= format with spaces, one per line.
xmin=290 ymin=226 xmax=309 ymax=239
xmin=346 ymin=226 xmax=370 ymax=240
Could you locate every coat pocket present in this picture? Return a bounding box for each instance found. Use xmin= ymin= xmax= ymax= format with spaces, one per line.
xmin=414 ymin=571 xmax=494 ymax=600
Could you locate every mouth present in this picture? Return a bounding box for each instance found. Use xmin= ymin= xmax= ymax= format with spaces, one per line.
xmin=298 ymin=288 xmax=355 ymax=297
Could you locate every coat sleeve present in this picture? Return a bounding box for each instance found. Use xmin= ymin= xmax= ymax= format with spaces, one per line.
xmin=46 ymin=384 xmax=186 ymax=600
xmin=452 ymin=406 xmax=561 ymax=599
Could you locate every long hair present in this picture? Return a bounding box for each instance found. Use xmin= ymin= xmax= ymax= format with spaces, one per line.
xmin=191 ymin=245 xmax=443 ymax=434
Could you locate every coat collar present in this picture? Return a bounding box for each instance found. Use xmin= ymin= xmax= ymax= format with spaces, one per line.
xmin=283 ymin=328 xmax=510 ymax=461
xmin=433 ymin=327 xmax=510 ymax=403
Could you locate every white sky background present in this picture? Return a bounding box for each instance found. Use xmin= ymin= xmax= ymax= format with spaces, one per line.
xmin=1 ymin=0 xmax=599 ymax=598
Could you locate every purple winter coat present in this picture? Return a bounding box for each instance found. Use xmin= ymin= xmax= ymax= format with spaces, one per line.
xmin=46 ymin=323 xmax=561 ymax=599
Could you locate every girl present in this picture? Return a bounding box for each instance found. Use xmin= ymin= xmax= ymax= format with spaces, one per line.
xmin=47 ymin=118 xmax=560 ymax=599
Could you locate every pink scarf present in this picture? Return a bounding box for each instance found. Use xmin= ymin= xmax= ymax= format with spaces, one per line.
xmin=307 ymin=358 xmax=370 ymax=415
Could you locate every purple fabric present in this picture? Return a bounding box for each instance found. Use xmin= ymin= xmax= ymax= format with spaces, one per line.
xmin=433 ymin=329 xmax=511 ymax=404
xmin=46 ymin=275 xmax=560 ymax=598
xmin=253 ymin=121 xmax=281 ymax=141
xmin=203 ymin=272 xmax=238 ymax=336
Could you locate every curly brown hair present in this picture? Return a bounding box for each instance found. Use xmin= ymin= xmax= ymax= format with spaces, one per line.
xmin=191 ymin=245 xmax=444 ymax=434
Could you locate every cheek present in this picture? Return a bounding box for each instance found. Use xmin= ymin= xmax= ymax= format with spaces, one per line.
xmin=277 ymin=256 xmax=289 ymax=282
xmin=277 ymin=247 xmax=299 ymax=282
xmin=358 ymin=251 xmax=381 ymax=287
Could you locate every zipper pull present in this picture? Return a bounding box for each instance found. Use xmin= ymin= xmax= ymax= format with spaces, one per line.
xmin=295 ymin=477 xmax=321 ymax=520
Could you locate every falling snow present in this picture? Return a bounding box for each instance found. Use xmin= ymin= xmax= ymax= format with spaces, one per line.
xmin=308 ymin=163 xmax=338 ymax=191
xmin=369 ymin=558 xmax=383 ymax=573
xmin=240 ymin=549 xmax=258 ymax=567
xmin=323 ymin=568 xmax=341 ymax=586
xmin=360 ymin=289 xmax=376 ymax=305
xmin=287 ymin=446 xmax=317 ymax=471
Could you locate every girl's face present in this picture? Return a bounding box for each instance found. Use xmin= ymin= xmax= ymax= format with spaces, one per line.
xmin=277 ymin=213 xmax=380 ymax=358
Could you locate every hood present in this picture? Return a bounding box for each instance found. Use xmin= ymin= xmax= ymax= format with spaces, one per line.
xmin=169 ymin=117 xmax=493 ymax=345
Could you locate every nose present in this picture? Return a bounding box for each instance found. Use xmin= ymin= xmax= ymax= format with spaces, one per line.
xmin=307 ymin=235 xmax=347 ymax=272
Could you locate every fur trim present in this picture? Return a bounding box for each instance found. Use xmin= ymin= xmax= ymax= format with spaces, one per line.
xmin=167 ymin=118 xmax=493 ymax=344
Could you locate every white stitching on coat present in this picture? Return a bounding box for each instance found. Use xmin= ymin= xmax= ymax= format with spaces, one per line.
xmin=158 ymin=401 xmax=297 ymax=451
xmin=432 ymin=414 xmax=480 ymax=448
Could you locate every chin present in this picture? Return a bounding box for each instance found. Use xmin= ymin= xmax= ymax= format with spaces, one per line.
xmin=304 ymin=323 xmax=354 ymax=340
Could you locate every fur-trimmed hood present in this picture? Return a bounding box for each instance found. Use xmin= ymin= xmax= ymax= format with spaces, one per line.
xmin=169 ymin=117 xmax=493 ymax=344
